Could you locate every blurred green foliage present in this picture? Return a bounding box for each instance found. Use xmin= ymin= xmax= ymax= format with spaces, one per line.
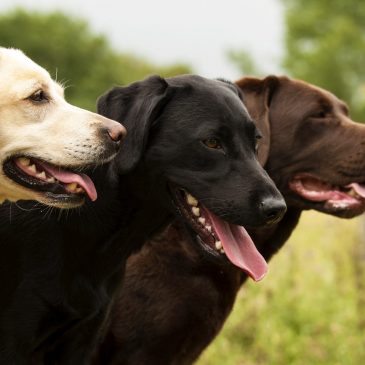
xmin=2 ymin=6 xmax=364 ymax=365
xmin=223 ymin=2 xmax=365 ymax=364
xmin=227 ymin=50 xmax=262 ymax=76
xmin=0 ymin=9 xmax=191 ymax=111
xmin=228 ymin=1 xmax=365 ymax=121
xmin=198 ymin=212 xmax=365 ymax=365
xmin=282 ymin=0 xmax=365 ymax=121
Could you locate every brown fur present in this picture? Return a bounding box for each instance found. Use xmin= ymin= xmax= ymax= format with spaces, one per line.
xmin=94 ymin=76 xmax=365 ymax=365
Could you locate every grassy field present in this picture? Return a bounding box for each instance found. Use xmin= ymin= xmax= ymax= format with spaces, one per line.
xmin=197 ymin=211 xmax=365 ymax=365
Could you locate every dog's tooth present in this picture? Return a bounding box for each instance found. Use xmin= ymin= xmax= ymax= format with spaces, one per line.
xmin=347 ymin=189 xmax=359 ymax=198
xmin=28 ymin=164 xmax=36 ymax=173
xmin=220 ymin=247 xmax=225 ymax=254
xmin=66 ymin=182 xmax=77 ymax=192
xmin=215 ymin=240 xmax=222 ymax=250
xmin=198 ymin=217 xmax=206 ymax=225
xmin=75 ymin=187 xmax=84 ymax=193
xmin=192 ymin=207 xmax=200 ymax=216
xmin=206 ymin=225 xmax=212 ymax=232
xmin=18 ymin=157 xmax=30 ymax=166
xmin=36 ymin=171 xmax=46 ymax=180
xmin=47 ymin=177 xmax=56 ymax=183
xmin=186 ymin=193 xmax=198 ymax=207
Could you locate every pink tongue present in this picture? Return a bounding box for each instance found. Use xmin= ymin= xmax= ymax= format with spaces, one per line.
xmin=347 ymin=183 xmax=365 ymax=198
xmin=38 ymin=161 xmax=97 ymax=201
xmin=204 ymin=209 xmax=268 ymax=281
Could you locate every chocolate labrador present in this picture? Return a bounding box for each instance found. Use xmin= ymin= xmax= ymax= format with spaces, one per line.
xmin=96 ymin=76 xmax=365 ymax=365
xmin=0 ymin=75 xmax=285 ymax=364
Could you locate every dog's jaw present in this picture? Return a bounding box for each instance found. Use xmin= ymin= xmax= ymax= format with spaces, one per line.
xmin=288 ymin=173 xmax=365 ymax=218
xmin=170 ymin=186 xmax=268 ymax=281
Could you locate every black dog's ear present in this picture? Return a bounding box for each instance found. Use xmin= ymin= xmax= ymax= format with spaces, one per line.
xmin=97 ymin=75 xmax=173 ymax=173
xmin=235 ymin=75 xmax=281 ymax=166
xmin=216 ymin=78 xmax=245 ymax=101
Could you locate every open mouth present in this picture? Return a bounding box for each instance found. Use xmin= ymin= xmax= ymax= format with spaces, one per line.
xmin=289 ymin=173 xmax=365 ymax=214
xmin=3 ymin=156 xmax=97 ymax=206
xmin=171 ymin=186 xmax=268 ymax=281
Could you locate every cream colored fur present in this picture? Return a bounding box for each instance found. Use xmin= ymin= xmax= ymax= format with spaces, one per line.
xmin=0 ymin=48 xmax=123 ymax=207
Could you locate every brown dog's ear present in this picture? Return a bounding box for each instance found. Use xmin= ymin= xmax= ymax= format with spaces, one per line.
xmin=235 ymin=75 xmax=280 ymax=166
xmin=97 ymin=75 xmax=174 ymax=173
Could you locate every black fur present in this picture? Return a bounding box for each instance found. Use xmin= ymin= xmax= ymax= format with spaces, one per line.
xmin=0 ymin=75 xmax=284 ymax=364
xmin=96 ymin=76 xmax=365 ymax=365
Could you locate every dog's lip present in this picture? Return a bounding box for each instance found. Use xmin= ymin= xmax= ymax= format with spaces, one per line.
xmin=169 ymin=186 xmax=221 ymax=251
xmin=2 ymin=155 xmax=97 ymax=203
xmin=289 ymin=173 xmax=365 ymax=211
xmin=169 ymin=184 xmax=268 ymax=281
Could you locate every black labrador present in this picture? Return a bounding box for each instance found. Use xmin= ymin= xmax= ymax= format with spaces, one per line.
xmin=96 ymin=76 xmax=365 ymax=365
xmin=0 ymin=75 xmax=285 ymax=364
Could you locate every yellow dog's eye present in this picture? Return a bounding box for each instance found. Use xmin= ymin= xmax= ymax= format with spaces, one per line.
xmin=28 ymin=90 xmax=48 ymax=103
xmin=203 ymin=138 xmax=222 ymax=149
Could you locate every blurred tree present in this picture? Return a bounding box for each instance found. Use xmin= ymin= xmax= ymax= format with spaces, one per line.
xmin=0 ymin=9 xmax=191 ymax=111
xmin=227 ymin=49 xmax=263 ymax=76
xmin=282 ymin=0 xmax=365 ymax=121
xmin=283 ymin=0 xmax=365 ymax=352
xmin=225 ymin=2 xmax=365 ymax=361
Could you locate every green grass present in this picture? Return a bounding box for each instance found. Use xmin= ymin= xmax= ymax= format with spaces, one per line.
xmin=197 ymin=211 xmax=365 ymax=365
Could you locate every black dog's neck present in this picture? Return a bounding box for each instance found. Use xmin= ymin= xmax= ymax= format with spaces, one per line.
xmin=0 ymin=161 xmax=179 ymax=360
xmin=0 ymin=162 xmax=173 ymax=292
xmin=96 ymin=164 xmax=175 ymax=267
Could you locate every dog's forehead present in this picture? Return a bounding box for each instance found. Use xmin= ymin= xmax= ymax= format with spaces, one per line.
xmin=312 ymin=84 xmax=348 ymax=112
xmin=0 ymin=48 xmax=61 ymax=99
xmin=170 ymin=76 xmax=250 ymax=119
xmin=290 ymin=79 xmax=348 ymax=110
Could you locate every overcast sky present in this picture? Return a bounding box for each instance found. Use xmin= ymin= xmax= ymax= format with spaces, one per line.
xmin=0 ymin=0 xmax=285 ymax=79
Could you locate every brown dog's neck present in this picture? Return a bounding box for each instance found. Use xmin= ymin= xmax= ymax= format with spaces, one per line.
xmin=154 ymin=206 xmax=303 ymax=289
xmin=141 ymin=221 xmax=243 ymax=287
xmin=143 ymin=205 xmax=303 ymax=292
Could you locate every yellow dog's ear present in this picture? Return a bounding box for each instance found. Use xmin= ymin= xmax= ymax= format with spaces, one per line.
xmin=235 ymin=76 xmax=280 ymax=166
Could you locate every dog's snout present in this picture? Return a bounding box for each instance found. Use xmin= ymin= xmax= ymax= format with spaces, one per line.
xmin=259 ymin=196 xmax=287 ymax=225
xmin=98 ymin=118 xmax=126 ymax=147
xmin=106 ymin=123 xmax=126 ymax=143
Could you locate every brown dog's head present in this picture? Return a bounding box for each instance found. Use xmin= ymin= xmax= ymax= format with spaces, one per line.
xmin=236 ymin=76 xmax=365 ymax=218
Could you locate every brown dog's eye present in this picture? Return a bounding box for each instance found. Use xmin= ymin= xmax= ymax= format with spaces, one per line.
xmin=255 ymin=134 xmax=261 ymax=154
xmin=312 ymin=110 xmax=327 ymax=118
xmin=28 ymin=90 xmax=48 ymax=103
xmin=203 ymin=138 xmax=222 ymax=149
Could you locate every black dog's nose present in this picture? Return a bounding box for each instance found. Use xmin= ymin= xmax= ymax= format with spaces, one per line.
xmin=259 ymin=197 xmax=287 ymax=225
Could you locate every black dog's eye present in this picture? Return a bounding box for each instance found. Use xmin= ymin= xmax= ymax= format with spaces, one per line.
xmin=28 ymin=90 xmax=48 ymax=103
xmin=202 ymin=138 xmax=222 ymax=149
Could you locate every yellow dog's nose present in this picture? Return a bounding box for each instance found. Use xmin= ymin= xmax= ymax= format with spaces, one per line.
xmin=107 ymin=122 xmax=126 ymax=142
xmin=100 ymin=117 xmax=127 ymax=143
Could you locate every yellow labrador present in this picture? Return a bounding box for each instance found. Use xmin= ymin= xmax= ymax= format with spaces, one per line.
xmin=0 ymin=48 xmax=126 ymax=208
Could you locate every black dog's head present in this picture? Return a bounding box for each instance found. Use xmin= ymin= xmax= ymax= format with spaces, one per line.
xmin=98 ymin=75 xmax=286 ymax=280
